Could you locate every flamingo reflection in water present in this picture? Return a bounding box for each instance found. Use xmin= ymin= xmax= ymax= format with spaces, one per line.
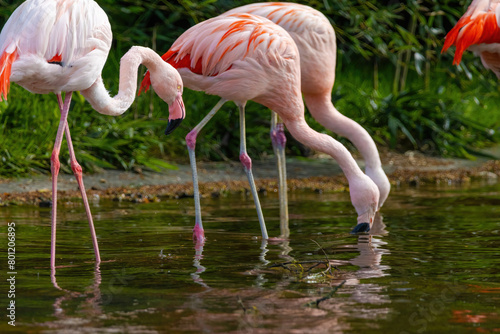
xmin=49 ymin=265 xmax=103 ymax=326
xmin=47 ymin=265 xmax=143 ymax=331
xmin=187 ymin=212 xmax=390 ymax=301
xmin=179 ymin=213 xmax=390 ymax=332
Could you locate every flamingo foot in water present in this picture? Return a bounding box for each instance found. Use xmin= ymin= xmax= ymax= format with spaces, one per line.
xmin=350 ymin=223 xmax=370 ymax=234
xmin=193 ymin=223 xmax=205 ymax=242
xmin=267 ymin=236 xmax=289 ymax=244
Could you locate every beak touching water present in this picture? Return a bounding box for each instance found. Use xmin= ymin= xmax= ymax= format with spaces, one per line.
xmin=350 ymin=222 xmax=370 ymax=234
xmin=165 ymin=91 xmax=185 ymax=135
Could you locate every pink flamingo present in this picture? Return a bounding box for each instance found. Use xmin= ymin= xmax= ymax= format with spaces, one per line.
xmin=442 ymin=0 xmax=500 ymax=78
xmin=0 ymin=0 xmax=185 ymax=268
xmin=140 ymin=13 xmax=379 ymax=241
xmin=226 ymin=2 xmax=391 ymax=228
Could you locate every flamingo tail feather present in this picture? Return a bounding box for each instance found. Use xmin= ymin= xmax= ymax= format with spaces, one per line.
xmin=0 ymin=50 xmax=18 ymax=101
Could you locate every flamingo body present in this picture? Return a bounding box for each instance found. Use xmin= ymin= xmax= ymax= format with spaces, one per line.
xmin=141 ymin=13 xmax=379 ymax=239
xmin=226 ymin=3 xmax=390 ymax=209
xmin=0 ymin=0 xmax=111 ymax=98
xmin=227 ymin=2 xmax=336 ymax=96
xmin=442 ymin=0 xmax=500 ymax=77
xmin=0 ymin=0 xmax=184 ymax=266
xmin=142 ymin=14 xmax=298 ymax=107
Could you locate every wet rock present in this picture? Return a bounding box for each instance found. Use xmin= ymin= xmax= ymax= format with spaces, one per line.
xmin=39 ymin=200 xmax=52 ymax=208
xmin=113 ymin=193 xmax=126 ymax=202
xmin=478 ymin=171 xmax=498 ymax=179
xmin=408 ymin=177 xmax=420 ymax=187
xmin=176 ymin=192 xmax=193 ymax=199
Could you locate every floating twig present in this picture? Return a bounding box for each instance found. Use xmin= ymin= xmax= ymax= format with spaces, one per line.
xmin=306 ymin=280 xmax=347 ymax=308
xmin=310 ymin=239 xmax=334 ymax=277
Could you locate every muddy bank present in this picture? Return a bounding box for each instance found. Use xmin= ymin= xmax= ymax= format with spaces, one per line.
xmin=1 ymin=150 xmax=499 ymax=206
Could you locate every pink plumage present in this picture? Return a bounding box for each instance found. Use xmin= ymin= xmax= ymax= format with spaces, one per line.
xmin=226 ymin=3 xmax=391 ymax=212
xmin=164 ymin=13 xmax=299 ymax=107
xmin=141 ymin=13 xmax=380 ymax=241
xmin=0 ymin=0 xmax=112 ymax=268
xmin=442 ymin=0 xmax=500 ymax=78
xmin=0 ymin=0 xmax=112 ymax=98
xmin=0 ymin=0 xmax=184 ymax=266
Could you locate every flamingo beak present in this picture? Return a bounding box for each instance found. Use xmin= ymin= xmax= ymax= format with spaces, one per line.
xmin=350 ymin=222 xmax=371 ymax=234
xmin=165 ymin=91 xmax=185 ymax=135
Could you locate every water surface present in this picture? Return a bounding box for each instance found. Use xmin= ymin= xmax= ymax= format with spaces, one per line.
xmin=1 ymin=181 xmax=499 ymax=333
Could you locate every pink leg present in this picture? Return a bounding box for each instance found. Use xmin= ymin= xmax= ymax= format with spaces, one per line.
xmin=238 ymin=103 xmax=268 ymax=239
xmin=50 ymin=93 xmax=73 ymax=269
xmin=270 ymin=112 xmax=289 ymax=239
xmin=56 ymin=95 xmax=101 ymax=264
xmin=186 ymin=98 xmax=227 ymax=242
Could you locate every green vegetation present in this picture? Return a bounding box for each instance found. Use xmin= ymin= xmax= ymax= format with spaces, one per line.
xmin=0 ymin=0 xmax=498 ymax=178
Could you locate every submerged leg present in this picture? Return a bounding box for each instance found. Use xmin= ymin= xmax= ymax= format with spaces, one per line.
xmin=238 ymin=103 xmax=269 ymax=240
xmin=56 ymin=95 xmax=101 ymax=264
xmin=270 ymin=112 xmax=289 ymax=239
xmin=186 ymin=98 xmax=227 ymax=242
xmin=50 ymin=93 xmax=72 ymax=269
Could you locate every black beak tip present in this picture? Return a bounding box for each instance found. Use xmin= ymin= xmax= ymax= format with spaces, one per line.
xmin=350 ymin=222 xmax=371 ymax=234
xmin=165 ymin=118 xmax=183 ymax=135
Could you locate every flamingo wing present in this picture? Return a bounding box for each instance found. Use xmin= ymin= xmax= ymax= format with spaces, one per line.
xmin=225 ymin=2 xmax=336 ymax=95
xmin=140 ymin=13 xmax=297 ymax=96
xmin=0 ymin=0 xmax=112 ymax=99
xmin=225 ymin=3 xmax=332 ymax=39
xmin=442 ymin=0 xmax=500 ymax=65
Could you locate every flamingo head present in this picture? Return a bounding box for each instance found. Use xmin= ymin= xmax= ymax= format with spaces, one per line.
xmin=349 ymin=174 xmax=380 ymax=234
xmin=149 ymin=62 xmax=185 ymax=135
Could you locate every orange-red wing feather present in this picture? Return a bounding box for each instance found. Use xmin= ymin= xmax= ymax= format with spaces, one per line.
xmin=139 ymin=50 xmax=203 ymax=94
xmin=48 ymin=54 xmax=63 ymax=63
xmin=139 ymin=15 xmax=269 ymax=95
xmin=442 ymin=12 xmax=500 ymax=65
xmin=0 ymin=51 xmax=18 ymax=101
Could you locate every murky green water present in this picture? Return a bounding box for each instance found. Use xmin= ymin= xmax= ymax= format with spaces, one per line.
xmin=1 ymin=181 xmax=499 ymax=333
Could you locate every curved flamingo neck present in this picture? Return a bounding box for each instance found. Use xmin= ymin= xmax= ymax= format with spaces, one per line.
xmin=81 ymin=46 xmax=160 ymax=116
xmin=303 ymin=92 xmax=382 ymax=171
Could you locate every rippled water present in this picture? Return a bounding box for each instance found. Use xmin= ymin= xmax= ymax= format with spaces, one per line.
xmin=1 ymin=181 xmax=499 ymax=333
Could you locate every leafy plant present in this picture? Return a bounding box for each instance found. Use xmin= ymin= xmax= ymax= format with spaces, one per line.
xmin=0 ymin=0 xmax=499 ymax=178
xmin=352 ymin=88 xmax=497 ymax=158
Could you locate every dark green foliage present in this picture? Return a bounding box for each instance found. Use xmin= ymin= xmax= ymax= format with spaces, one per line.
xmin=0 ymin=0 xmax=498 ymax=177
xmin=362 ymin=89 xmax=497 ymax=158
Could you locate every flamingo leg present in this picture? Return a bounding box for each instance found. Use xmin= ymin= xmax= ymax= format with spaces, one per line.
xmin=50 ymin=92 xmax=73 ymax=269
xmin=238 ymin=103 xmax=269 ymax=240
xmin=56 ymin=95 xmax=101 ymax=264
xmin=270 ymin=112 xmax=289 ymax=239
xmin=186 ymin=98 xmax=227 ymax=242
